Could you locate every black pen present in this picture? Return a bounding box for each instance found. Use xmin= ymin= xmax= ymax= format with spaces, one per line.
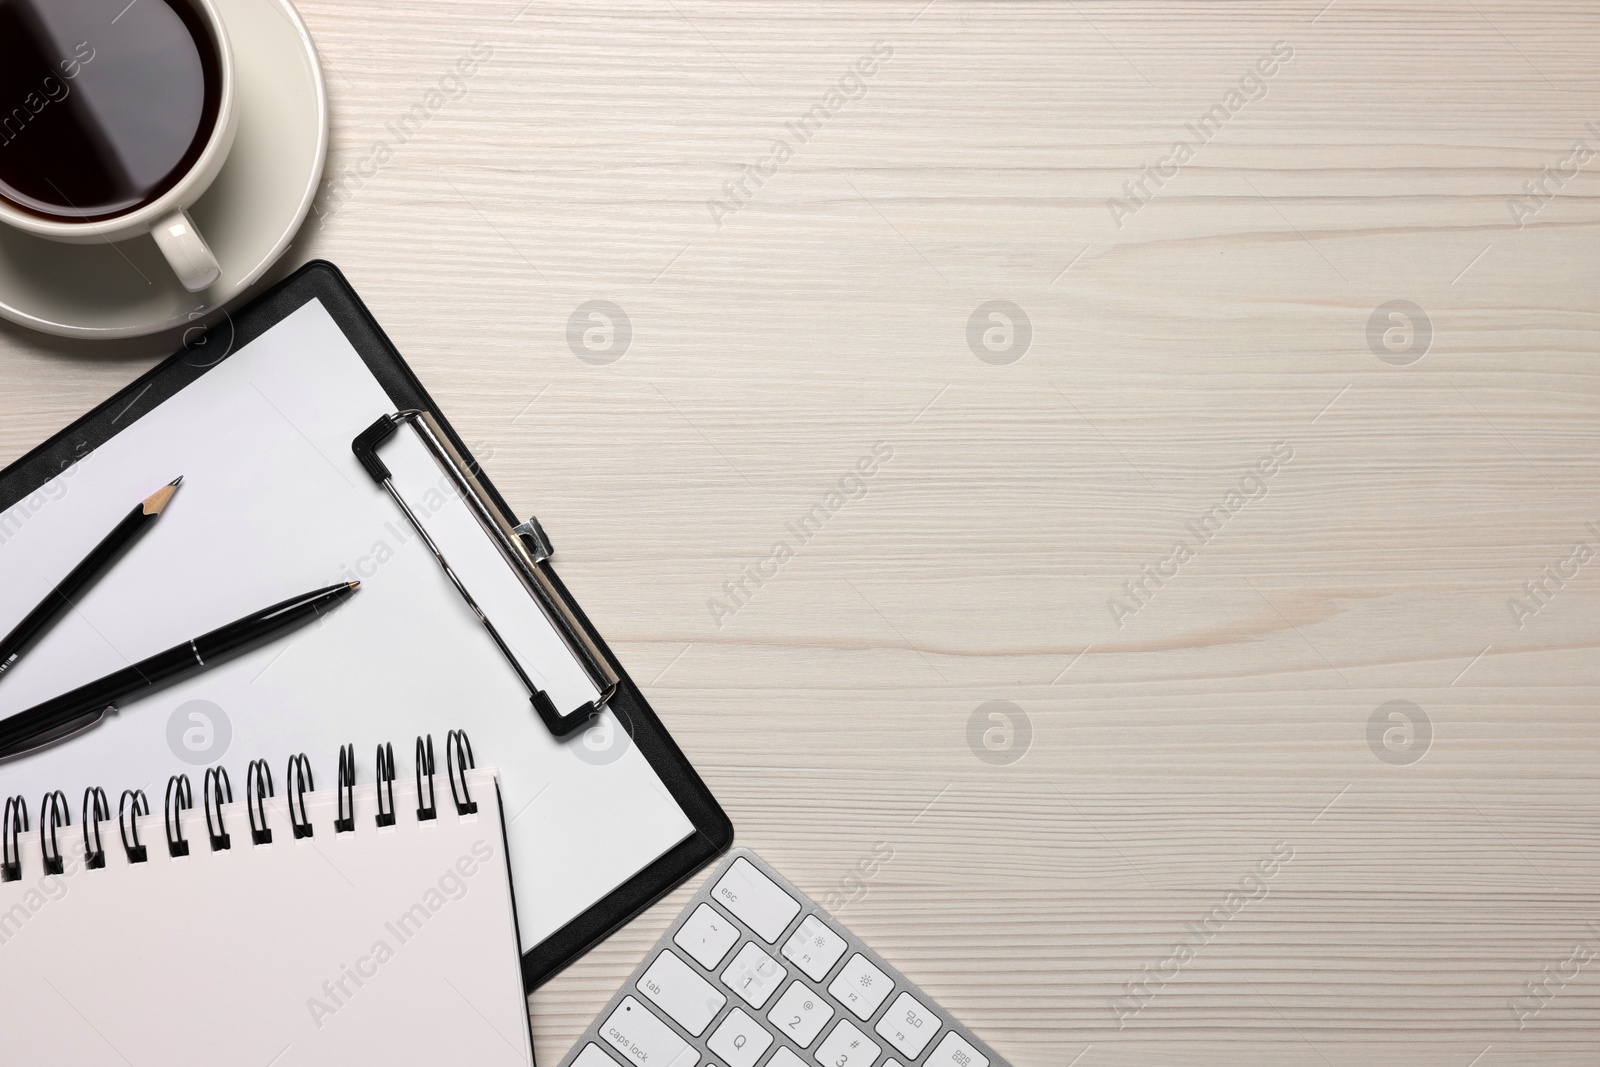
xmin=0 ymin=477 xmax=182 ymax=680
xmin=0 ymin=581 xmax=360 ymax=760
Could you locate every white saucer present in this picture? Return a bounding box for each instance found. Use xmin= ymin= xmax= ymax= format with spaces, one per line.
xmin=0 ymin=0 xmax=327 ymax=340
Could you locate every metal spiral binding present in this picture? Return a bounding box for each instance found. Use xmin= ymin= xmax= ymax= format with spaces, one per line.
xmin=287 ymin=754 xmax=314 ymax=838
xmin=415 ymin=734 xmax=437 ymax=821
xmin=165 ymin=774 xmax=193 ymax=857
xmin=247 ymin=760 xmax=274 ymax=845
xmin=446 ymin=730 xmax=478 ymax=816
xmin=40 ymin=790 xmax=69 ymax=875
xmin=375 ymin=742 xmax=397 ymax=828
xmin=204 ymin=767 xmax=233 ymax=851
xmin=2 ymin=734 xmax=483 ymax=883
xmin=2 ymin=796 xmax=26 ymax=881
xmin=335 ymin=744 xmax=356 ymax=833
xmin=119 ymin=790 xmax=149 ymax=864
xmin=82 ymin=787 xmax=110 ymax=870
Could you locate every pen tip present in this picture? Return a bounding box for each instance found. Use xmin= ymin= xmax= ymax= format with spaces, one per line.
xmin=347 ymin=580 xmax=361 ymax=590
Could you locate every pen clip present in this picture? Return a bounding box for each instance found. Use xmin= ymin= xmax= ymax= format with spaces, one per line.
xmin=0 ymin=706 xmax=112 ymax=763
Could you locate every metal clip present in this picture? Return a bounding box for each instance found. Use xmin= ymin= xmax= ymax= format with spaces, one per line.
xmin=513 ymin=516 xmax=553 ymax=563
xmin=351 ymin=411 xmax=618 ymax=738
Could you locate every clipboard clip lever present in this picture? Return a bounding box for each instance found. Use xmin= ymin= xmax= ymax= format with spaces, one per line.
xmin=512 ymin=515 xmax=553 ymax=564
xmin=352 ymin=411 xmax=619 ymax=738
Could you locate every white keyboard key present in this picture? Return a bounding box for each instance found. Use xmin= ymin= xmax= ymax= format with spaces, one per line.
xmin=720 ymin=941 xmax=787 ymax=1009
xmin=768 ymin=980 xmax=834 ymax=1047
xmin=814 ymin=1019 xmax=881 ymax=1067
xmin=674 ymin=903 xmax=741 ymax=970
xmin=712 ymin=857 xmax=800 ymax=942
xmin=828 ymin=953 xmax=894 ymax=1020
xmin=600 ymin=997 xmax=701 ymax=1067
xmin=874 ymin=992 xmax=941 ymax=1058
xmin=637 ymin=950 xmax=727 ymax=1037
xmin=707 ymin=1007 xmax=773 ymax=1067
xmin=782 ymin=914 xmax=849 ymax=982
xmin=574 ymin=1045 xmax=626 ymax=1067
xmin=926 ymin=1031 xmax=989 ymax=1067
xmin=770 ymin=1050 xmax=808 ymax=1067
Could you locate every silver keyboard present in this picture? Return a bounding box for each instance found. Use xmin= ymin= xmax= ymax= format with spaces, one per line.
xmin=558 ymin=848 xmax=1009 ymax=1067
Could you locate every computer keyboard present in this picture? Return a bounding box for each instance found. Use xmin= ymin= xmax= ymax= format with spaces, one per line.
xmin=557 ymin=848 xmax=1009 ymax=1067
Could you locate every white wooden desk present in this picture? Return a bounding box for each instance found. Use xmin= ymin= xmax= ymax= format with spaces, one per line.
xmin=2 ymin=1 xmax=1598 ymax=1063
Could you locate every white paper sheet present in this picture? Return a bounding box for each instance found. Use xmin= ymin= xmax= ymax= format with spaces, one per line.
xmin=0 ymin=299 xmax=694 ymax=950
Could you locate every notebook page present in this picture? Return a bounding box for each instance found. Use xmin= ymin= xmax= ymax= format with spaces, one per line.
xmin=0 ymin=770 xmax=532 ymax=1065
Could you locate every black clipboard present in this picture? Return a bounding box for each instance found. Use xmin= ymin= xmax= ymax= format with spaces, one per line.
xmin=0 ymin=260 xmax=732 ymax=990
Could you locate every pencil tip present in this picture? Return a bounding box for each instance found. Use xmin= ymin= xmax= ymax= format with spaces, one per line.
xmin=143 ymin=481 xmax=181 ymax=515
xmin=169 ymin=475 xmax=184 ymax=488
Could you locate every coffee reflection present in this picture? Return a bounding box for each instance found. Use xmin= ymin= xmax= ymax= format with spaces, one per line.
xmin=0 ymin=0 xmax=223 ymax=222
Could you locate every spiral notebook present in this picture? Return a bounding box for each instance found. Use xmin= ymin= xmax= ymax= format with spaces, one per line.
xmin=0 ymin=737 xmax=534 ymax=1066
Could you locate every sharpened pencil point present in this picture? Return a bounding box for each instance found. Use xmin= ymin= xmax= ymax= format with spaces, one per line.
xmin=169 ymin=476 xmax=184 ymax=488
xmin=142 ymin=480 xmax=182 ymax=515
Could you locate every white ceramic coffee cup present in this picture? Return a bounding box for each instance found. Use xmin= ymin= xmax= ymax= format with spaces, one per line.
xmin=0 ymin=0 xmax=239 ymax=293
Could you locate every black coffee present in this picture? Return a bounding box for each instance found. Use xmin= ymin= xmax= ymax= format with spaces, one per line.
xmin=0 ymin=0 xmax=223 ymax=222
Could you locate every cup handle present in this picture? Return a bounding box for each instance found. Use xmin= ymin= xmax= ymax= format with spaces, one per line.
xmin=151 ymin=208 xmax=222 ymax=292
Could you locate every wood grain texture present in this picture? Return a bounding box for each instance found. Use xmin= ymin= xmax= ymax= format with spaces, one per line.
xmin=3 ymin=1 xmax=1600 ymax=1063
